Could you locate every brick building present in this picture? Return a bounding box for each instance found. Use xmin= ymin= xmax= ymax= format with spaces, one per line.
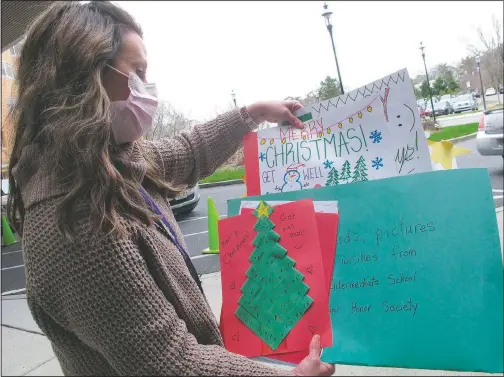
xmin=1 ymin=42 xmax=22 ymax=165
xmin=1 ymin=1 xmax=55 ymax=174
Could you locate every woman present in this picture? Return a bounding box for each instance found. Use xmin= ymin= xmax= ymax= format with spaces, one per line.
xmin=7 ymin=1 xmax=335 ymax=376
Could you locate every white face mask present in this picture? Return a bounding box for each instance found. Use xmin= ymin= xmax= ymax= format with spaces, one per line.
xmin=107 ymin=65 xmax=159 ymax=144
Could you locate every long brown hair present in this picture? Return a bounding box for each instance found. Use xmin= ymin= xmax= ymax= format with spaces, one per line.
xmin=7 ymin=1 xmax=169 ymax=240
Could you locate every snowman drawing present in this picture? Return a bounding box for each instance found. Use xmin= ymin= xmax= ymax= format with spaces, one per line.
xmin=280 ymin=163 xmax=305 ymax=192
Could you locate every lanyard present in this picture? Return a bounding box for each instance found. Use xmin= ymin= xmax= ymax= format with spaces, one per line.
xmin=139 ymin=186 xmax=189 ymax=258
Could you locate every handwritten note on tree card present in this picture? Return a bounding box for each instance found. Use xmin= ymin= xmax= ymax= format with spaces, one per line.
xmin=228 ymin=169 xmax=503 ymax=373
xmin=244 ymin=69 xmax=432 ymax=196
xmin=239 ymin=200 xmax=338 ymax=214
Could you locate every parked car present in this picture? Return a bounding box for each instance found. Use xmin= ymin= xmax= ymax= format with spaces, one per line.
xmin=419 ymin=107 xmax=429 ymax=118
xmin=169 ymin=184 xmax=201 ymax=214
xmin=485 ymin=87 xmax=496 ymax=96
xmin=437 ymin=94 xmax=456 ymax=106
xmin=424 ymin=101 xmax=452 ymax=117
xmin=452 ymin=94 xmax=478 ymax=113
xmin=476 ymin=108 xmax=503 ymax=158
xmin=436 ymin=100 xmax=454 ymax=115
xmin=1 ymin=178 xmax=8 ymax=206
xmin=499 ymin=87 xmax=504 ymax=94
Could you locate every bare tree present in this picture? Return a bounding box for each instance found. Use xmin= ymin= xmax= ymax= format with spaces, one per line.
xmin=285 ymin=91 xmax=320 ymax=107
xmin=144 ymin=101 xmax=192 ymax=140
xmin=468 ymin=16 xmax=504 ymax=103
xmin=457 ymin=56 xmax=480 ymax=94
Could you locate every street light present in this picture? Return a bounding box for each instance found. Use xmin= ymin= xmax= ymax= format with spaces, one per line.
xmin=231 ymin=90 xmax=237 ymax=107
xmin=476 ymin=55 xmax=487 ymax=110
xmin=322 ymin=2 xmax=344 ymax=95
xmin=419 ymin=42 xmax=436 ymax=124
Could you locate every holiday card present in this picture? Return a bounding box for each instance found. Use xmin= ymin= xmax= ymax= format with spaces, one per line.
xmin=244 ymin=69 xmax=432 ymax=196
xmin=219 ymin=202 xmax=339 ymax=363
xmin=228 ymin=169 xmax=503 ymax=373
xmin=238 ymin=200 xmax=339 ymax=297
xmin=218 ymin=200 xmax=332 ymax=357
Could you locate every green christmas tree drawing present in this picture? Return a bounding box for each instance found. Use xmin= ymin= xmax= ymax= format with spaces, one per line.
xmin=325 ymin=167 xmax=339 ymax=186
xmin=340 ymin=160 xmax=352 ymax=183
xmin=235 ymin=201 xmax=313 ymax=350
xmin=352 ymin=156 xmax=368 ymax=183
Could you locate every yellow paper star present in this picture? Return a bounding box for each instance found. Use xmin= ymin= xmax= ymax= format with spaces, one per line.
xmin=255 ymin=201 xmax=272 ymax=218
xmin=428 ymin=140 xmax=471 ymax=170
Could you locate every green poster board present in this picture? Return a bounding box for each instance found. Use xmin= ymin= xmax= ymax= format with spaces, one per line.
xmin=228 ymin=169 xmax=503 ymax=373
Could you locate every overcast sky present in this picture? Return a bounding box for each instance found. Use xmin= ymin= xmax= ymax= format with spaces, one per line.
xmin=114 ymin=1 xmax=503 ymax=121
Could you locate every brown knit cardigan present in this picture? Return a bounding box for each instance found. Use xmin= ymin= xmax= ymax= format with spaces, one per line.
xmin=12 ymin=108 xmax=289 ymax=376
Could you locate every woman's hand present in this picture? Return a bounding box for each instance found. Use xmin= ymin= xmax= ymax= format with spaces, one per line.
xmin=292 ymin=335 xmax=335 ymax=376
xmin=247 ymin=100 xmax=304 ymax=129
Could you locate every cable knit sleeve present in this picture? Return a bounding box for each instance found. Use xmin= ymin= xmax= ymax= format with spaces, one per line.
xmin=141 ymin=107 xmax=257 ymax=188
xmin=37 ymin=224 xmax=288 ymax=376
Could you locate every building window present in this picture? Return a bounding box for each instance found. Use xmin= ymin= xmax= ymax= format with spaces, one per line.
xmin=1 ymin=62 xmax=16 ymax=79
xmin=10 ymin=42 xmax=22 ymax=56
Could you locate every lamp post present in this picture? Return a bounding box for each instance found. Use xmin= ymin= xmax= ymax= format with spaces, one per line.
xmin=322 ymin=2 xmax=344 ymax=94
xmin=476 ymin=55 xmax=487 ymax=110
xmin=231 ymin=90 xmax=237 ymax=107
xmin=419 ymin=42 xmax=436 ymax=124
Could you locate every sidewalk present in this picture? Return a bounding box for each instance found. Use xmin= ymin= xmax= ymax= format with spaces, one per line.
xmin=2 ymin=209 xmax=503 ymax=376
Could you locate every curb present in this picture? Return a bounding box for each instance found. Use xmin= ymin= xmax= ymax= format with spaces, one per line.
xmin=446 ymin=132 xmax=477 ymax=144
xmin=200 ymin=271 xmax=221 ymax=280
xmin=199 ymin=179 xmax=243 ymax=189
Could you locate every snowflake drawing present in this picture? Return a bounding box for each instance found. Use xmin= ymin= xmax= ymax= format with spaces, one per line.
xmin=258 ymin=152 xmax=266 ymax=162
xmin=369 ymin=130 xmax=382 ymax=144
xmin=323 ymin=160 xmax=334 ymax=169
xmin=371 ymin=157 xmax=384 ymax=170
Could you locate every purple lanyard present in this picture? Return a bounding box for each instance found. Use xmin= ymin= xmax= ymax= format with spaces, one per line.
xmin=139 ymin=186 xmax=189 ymax=258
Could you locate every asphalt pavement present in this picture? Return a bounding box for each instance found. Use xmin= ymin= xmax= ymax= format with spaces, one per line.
xmin=456 ymin=137 xmax=503 ymax=208
xmin=1 ymin=141 xmax=503 ymax=295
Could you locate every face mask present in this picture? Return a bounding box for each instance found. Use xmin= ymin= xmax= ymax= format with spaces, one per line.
xmin=107 ymin=65 xmax=158 ymax=144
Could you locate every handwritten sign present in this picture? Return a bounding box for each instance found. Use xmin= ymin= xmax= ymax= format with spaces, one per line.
xmin=228 ymin=169 xmax=503 ymax=373
xmin=305 ymin=68 xmax=432 ymax=177
xmin=218 ymin=200 xmax=332 ymax=357
xmin=244 ymin=69 xmax=432 ymax=196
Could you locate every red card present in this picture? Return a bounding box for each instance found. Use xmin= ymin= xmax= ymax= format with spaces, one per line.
xmin=243 ymin=132 xmax=261 ymax=196
xmin=266 ymin=212 xmax=339 ymax=364
xmin=219 ymin=200 xmax=332 ymax=357
xmin=219 ymin=210 xmax=340 ymax=363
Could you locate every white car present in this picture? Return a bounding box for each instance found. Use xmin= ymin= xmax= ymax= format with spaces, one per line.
xmin=476 ymin=109 xmax=503 ymax=158
xmin=452 ymin=94 xmax=478 ymax=113
xmin=1 ymin=178 xmax=8 ymax=206
xmin=485 ymin=88 xmax=496 ymax=96
xmin=169 ymin=184 xmax=201 ymax=214
xmin=437 ymin=94 xmax=456 ymax=107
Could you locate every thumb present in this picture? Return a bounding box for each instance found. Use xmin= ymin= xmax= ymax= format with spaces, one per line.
xmin=283 ymin=109 xmax=304 ymax=129
xmin=308 ymin=334 xmax=322 ymax=359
